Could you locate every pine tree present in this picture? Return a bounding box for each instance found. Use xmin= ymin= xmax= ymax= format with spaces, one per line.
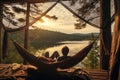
xmin=81 ymin=33 xmax=100 ymax=69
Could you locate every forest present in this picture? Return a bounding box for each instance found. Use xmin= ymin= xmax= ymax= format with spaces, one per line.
xmin=0 ymin=0 xmax=120 ymax=80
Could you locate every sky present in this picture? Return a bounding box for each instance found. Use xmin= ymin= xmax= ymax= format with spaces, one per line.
xmin=3 ymin=2 xmax=100 ymax=34
xmin=32 ymin=2 xmax=100 ymax=34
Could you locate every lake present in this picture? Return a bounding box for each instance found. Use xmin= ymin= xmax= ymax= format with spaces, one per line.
xmin=35 ymin=40 xmax=90 ymax=56
xmin=35 ymin=40 xmax=91 ymax=67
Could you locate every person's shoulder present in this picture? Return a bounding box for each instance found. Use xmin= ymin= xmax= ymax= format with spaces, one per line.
xmin=57 ymin=56 xmax=65 ymax=61
xmin=65 ymin=56 xmax=72 ymax=60
xmin=57 ymin=56 xmax=71 ymax=61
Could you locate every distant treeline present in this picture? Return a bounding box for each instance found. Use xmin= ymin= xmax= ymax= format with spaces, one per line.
xmin=10 ymin=28 xmax=98 ymax=50
xmin=3 ymin=28 xmax=98 ymax=63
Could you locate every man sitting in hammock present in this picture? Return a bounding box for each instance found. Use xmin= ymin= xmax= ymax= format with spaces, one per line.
xmin=57 ymin=46 xmax=71 ymax=61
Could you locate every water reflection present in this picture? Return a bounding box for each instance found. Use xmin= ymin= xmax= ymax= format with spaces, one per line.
xmin=36 ymin=40 xmax=90 ymax=57
xmin=35 ymin=40 xmax=90 ymax=67
xmin=36 ymin=40 xmax=100 ymax=68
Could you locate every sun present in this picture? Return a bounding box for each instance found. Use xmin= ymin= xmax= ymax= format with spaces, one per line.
xmin=34 ymin=17 xmax=53 ymax=28
xmin=40 ymin=17 xmax=51 ymax=25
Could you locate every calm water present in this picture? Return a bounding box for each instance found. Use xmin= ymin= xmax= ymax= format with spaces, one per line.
xmin=36 ymin=40 xmax=90 ymax=56
xmin=35 ymin=40 xmax=90 ymax=67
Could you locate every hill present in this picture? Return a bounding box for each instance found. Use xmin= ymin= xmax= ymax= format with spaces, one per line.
xmin=28 ymin=28 xmax=92 ymax=49
xmin=10 ymin=28 xmax=95 ymax=50
xmin=5 ymin=28 xmax=97 ymax=63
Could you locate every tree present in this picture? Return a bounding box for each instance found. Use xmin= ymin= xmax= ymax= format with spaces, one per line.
xmin=110 ymin=0 xmax=120 ymax=80
xmin=71 ymin=0 xmax=112 ymax=70
xmin=0 ymin=1 xmax=114 ymax=70
xmin=2 ymin=3 xmax=58 ymax=31
xmin=100 ymin=0 xmax=111 ymax=70
xmin=0 ymin=4 xmax=3 ymax=63
xmin=81 ymin=33 xmax=100 ymax=69
xmin=0 ymin=2 xmax=58 ymax=61
xmin=70 ymin=0 xmax=100 ymax=29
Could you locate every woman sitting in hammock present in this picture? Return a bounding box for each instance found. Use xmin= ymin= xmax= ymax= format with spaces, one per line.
xmin=51 ymin=51 xmax=60 ymax=60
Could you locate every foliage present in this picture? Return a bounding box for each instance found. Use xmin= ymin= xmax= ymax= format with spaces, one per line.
xmin=2 ymin=40 xmax=23 ymax=63
xmin=2 ymin=3 xmax=58 ymax=29
xmin=3 ymin=28 xmax=94 ymax=63
xmin=1 ymin=1 xmax=100 ymax=63
xmin=70 ymin=0 xmax=100 ymax=29
xmin=81 ymin=33 xmax=100 ymax=69
xmin=2 ymin=31 xmax=37 ymax=63
xmin=9 ymin=28 xmax=91 ymax=50
xmin=2 ymin=0 xmax=101 ymax=30
xmin=28 ymin=28 xmax=92 ymax=49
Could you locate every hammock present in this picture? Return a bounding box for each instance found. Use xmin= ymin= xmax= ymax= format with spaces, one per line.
xmin=12 ymin=39 xmax=96 ymax=70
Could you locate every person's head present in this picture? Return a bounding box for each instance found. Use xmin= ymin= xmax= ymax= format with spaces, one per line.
xmin=51 ymin=51 xmax=60 ymax=59
xmin=62 ymin=46 xmax=69 ymax=56
xmin=44 ymin=51 xmax=49 ymax=58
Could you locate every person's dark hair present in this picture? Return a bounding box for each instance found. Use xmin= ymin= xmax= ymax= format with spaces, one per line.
xmin=62 ymin=46 xmax=69 ymax=56
xmin=51 ymin=51 xmax=60 ymax=59
xmin=44 ymin=51 xmax=49 ymax=58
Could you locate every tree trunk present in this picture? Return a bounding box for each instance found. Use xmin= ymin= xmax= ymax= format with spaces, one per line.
xmin=0 ymin=4 xmax=3 ymax=63
xmin=24 ymin=3 xmax=30 ymax=64
xmin=110 ymin=0 xmax=120 ymax=80
xmin=100 ymin=0 xmax=111 ymax=70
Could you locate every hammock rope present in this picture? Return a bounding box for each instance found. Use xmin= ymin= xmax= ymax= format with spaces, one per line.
xmin=59 ymin=1 xmax=100 ymax=29
xmin=60 ymin=1 xmax=115 ymax=30
xmin=29 ymin=0 xmax=60 ymax=26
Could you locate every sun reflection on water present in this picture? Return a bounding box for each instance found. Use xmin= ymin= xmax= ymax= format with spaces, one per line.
xmin=35 ymin=41 xmax=89 ymax=57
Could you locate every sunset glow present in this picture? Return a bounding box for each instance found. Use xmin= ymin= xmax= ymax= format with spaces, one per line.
xmin=32 ymin=3 xmax=99 ymax=34
xmin=35 ymin=17 xmax=53 ymax=27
